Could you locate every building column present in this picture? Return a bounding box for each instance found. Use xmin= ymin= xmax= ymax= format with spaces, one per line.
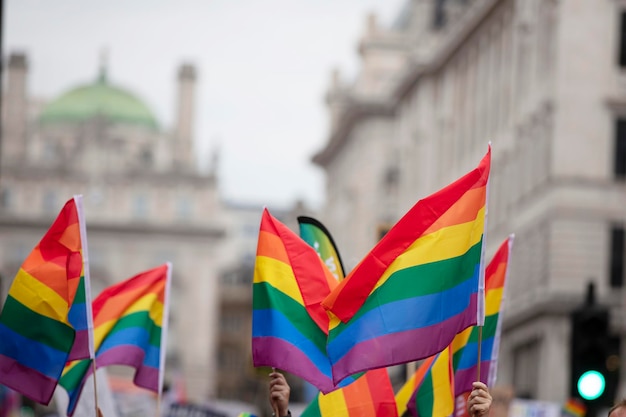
xmin=174 ymin=63 xmax=196 ymax=171
xmin=3 ymin=53 xmax=29 ymax=163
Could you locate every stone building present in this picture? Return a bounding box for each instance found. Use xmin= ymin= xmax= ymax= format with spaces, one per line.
xmin=314 ymin=0 xmax=626 ymax=408
xmin=0 ymin=52 xmax=224 ymax=402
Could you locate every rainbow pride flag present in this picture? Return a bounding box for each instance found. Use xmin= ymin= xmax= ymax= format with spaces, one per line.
xmin=0 ymin=196 xmax=93 ymax=404
xmin=298 ymin=216 xmax=346 ymax=281
xmin=322 ymin=146 xmax=491 ymax=385
xmin=452 ymin=235 xmax=513 ymax=396
xmin=302 ymin=368 xmax=398 ymax=417
xmin=252 ymin=208 xmax=342 ymax=394
xmin=395 ymin=361 xmax=431 ymax=416
xmin=562 ymin=398 xmax=586 ymax=417
xmin=60 ymin=263 xmax=172 ymax=416
xmin=406 ymin=348 xmax=454 ymax=417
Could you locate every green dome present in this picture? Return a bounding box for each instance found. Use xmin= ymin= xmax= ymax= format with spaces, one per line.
xmin=39 ymin=73 xmax=159 ymax=131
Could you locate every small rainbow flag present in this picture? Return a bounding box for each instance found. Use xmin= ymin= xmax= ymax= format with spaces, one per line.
xmin=302 ymin=368 xmax=397 ymax=417
xmin=406 ymin=347 xmax=454 ymax=417
xmin=398 ymin=235 xmax=514 ymax=416
xmin=0 ymin=196 xmax=93 ymax=404
xmin=562 ymin=398 xmax=586 ymax=417
xmin=452 ymin=235 xmax=514 ymax=395
xmin=60 ymin=263 xmax=172 ymax=416
xmin=322 ymin=146 xmax=491 ymax=385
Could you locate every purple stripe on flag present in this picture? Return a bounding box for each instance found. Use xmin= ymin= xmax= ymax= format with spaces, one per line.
xmin=96 ymin=345 xmax=159 ymax=391
xmin=253 ymin=336 xmax=337 ymax=394
xmin=68 ymin=330 xmax=90 ymax=361
xmin=454 ymin=361 xmax=492 ymax=395
xmin=331 ymin=296 xmax=477 ymax=385
xmin=0 ymin=353 xmax=58 ymax=404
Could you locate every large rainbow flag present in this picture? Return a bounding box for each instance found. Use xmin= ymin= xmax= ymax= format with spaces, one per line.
xmin=301 ymin=368 xmax=398 ymax=417
xmin=405 ymin=347 xmax=454 ymax=417
xmin=252 ymin=208 xmax=342 ymax=393
xmin=0 ymin=196 xmax=93 ymax=404
xmin=451 ymin=235 xmax=513 ymax=396
xmin=322 ymin=146 xmax=491 ymax=385
xmin=60 ymin=263 xmax=172 ymax=416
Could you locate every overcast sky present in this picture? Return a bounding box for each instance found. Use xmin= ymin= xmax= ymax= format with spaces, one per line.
xmin=4 ymin=0 xmax=406 ymax=209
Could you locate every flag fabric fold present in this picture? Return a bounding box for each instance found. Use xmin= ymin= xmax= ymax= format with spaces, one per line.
xmin=0 ymin=196 xmax=92 ymax=405
xmin=60 ymin=263 xmax=172 ymax=416
xmin=301 ymin=368 xmax=398 ymax=417
xmin=322 ymin=146 xmax=491 ymax=385
xmin=252 ymin=208 xmax=342 ymax=394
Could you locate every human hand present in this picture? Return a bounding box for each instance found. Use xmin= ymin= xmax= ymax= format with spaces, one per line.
xmin=269 ymin=371 xmax=290 ymax=416
xmin=467 ymin=381 xmax=492 ymax=417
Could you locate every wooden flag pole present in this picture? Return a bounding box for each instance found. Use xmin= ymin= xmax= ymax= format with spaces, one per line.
xmin=271 ymin=367 xmax=280 ymax=417
xmin=476 ymin=326 xmax=483 ymax=383
xmin=155 ymin=395 xmax=161 ymax=417
xmin=91 ymin=359 xmax=100 ymax=417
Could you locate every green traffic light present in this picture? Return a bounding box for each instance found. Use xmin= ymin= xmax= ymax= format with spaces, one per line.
xmin=577 ymin=370 xmax=606 ymax=400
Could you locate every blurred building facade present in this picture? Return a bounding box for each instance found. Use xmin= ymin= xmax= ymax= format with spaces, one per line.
xmin=314 ymin=0 xmax=626 ymax=405
xmin=0 ymin=52 xmax=225 ymax=403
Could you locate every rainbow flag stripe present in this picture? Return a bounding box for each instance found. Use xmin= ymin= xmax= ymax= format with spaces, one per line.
xmin=252 ymin=208 xmax=344 ymax=394
xmin=0 ymin=196 xmax=91 ymax=404
xmin=323 ymin=147 xmax=491 ymax=385
xmin=302 ymin=368 xmax=397 ymax=417
xmin=452 ymin=235 xmax=513 ymax=395
xmin=60 ymin=263 xmax=171 ymax=416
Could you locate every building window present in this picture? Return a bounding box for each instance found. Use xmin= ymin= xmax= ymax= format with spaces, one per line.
xmin=433 ymin=0 xmax=447 ymax=29
xmin=221 ymin=311 xmax=243 ymax=334
xmin=218 ymin=346 xmax=241 ymax=372
xmin=0 ymin=188 xmax=11 ymax=209
xmin=140 ymin=148 xmax=153 ymax=167
xmin=176 ymin=197 xmax=192 ymax=220
xmin=616 ymin=119 xmax=626 ymax=179
xmin=43 ymin=142 xmax=57 ymax=161
xmin=133 ymin=195 xmax=149 ymax=218
xmin=619 ymin=12 xmax=626 ymax=67
xmin=610 ymin=226 xmax=625 ymax=288
xmin=43 ymin=191 xmax=57 ymax=213
xmin=513 ymin=340 xmax=540 ymax=400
